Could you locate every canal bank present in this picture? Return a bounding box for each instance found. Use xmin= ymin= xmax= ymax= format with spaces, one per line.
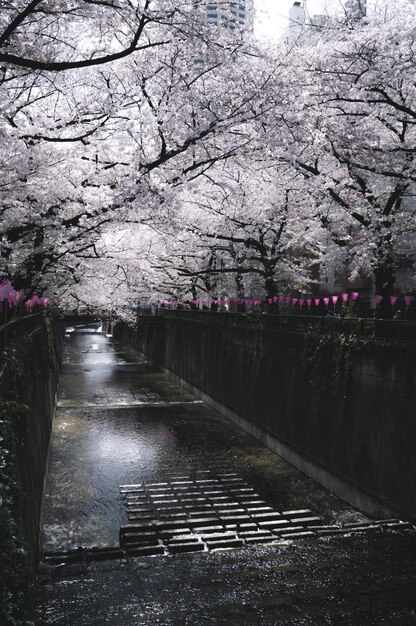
xmin=36 ymin=324 xmax=416 ymax=624
xmin=113 ymin=313 xmax=416 ymax=521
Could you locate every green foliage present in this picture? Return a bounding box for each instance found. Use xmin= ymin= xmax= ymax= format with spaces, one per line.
xmin=303 ymin=329 xmax=369 ymax=396
xmin=0 ymin=402 xmax=31 ymax=626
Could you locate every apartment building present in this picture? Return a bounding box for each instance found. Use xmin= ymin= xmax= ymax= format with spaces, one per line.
xmin=200 ymin=1 xmax=254 ymax=32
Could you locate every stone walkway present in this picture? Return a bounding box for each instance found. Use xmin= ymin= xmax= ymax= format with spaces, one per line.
xmin=36 ymin=325 xmax=416 ymax=625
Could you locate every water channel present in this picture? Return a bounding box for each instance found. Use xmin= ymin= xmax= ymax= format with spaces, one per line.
xmin=36 ymin=325 xmax=416 ymax=625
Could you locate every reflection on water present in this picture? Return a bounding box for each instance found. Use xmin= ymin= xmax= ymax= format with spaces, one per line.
xmin=43 ymin=406 xmax=177 ymax=550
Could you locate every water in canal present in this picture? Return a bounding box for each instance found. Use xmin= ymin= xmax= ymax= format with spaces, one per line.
xmin=37 ymin=325 xmax=416 ymax=625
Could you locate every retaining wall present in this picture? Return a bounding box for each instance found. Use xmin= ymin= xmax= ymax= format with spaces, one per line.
xmin=114 ymin=313 xmax=416 ymax=521
xmin=0 ymin=313 xmax=63 ymax=621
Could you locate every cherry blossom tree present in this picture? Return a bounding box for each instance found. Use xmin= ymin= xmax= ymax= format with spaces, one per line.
xmin=159 ymin=156 xmax=321 ymax=301
xmin=277 ymin=0 xmax=416 ymax=311
xmin=0 ymin=1 xmax=276 ymax=299
xmin=1 ymin=0 xmax=414 ymax=315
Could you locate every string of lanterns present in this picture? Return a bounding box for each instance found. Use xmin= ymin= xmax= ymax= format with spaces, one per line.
xmin=0 ymin=279 xmax=50 ymax=315
xmin=160 ymin=292 xmax=415 ymax=310
xmin=267 ymin=292 xmax=359 ymax=307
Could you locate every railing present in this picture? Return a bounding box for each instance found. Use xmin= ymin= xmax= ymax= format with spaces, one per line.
xmin=156 ymin=310 xmax=416 ymax=342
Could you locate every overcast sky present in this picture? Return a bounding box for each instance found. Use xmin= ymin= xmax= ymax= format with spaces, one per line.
xmin=255 ymin=0 xmax=334 ymax=39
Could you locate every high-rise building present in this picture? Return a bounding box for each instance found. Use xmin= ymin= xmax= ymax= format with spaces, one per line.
xmin=199 ymin=1 xmax=254 ymax=32
xmin=288 ymin=2 xmax=306 ymax=43
xmin=286 ymin=0 xmax=368 ymax=44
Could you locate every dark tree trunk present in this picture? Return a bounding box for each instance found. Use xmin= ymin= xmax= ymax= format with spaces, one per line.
xmin=235 ymin=272 xmax=246 ymax=312
xmin=374 ymin=258 xmax=396 ymax=319
xmin=265 ymin=271 xmax=278 ymax=313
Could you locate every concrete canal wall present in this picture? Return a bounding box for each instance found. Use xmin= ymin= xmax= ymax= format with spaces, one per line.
xmin=0 ymin=314 xmax=63 ymax=619
xmin=114 ymin=313 xmax=416 ymax=522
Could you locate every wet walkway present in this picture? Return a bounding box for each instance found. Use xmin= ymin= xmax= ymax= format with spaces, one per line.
xmin=36 ymin=325 xmax=416 ymax=625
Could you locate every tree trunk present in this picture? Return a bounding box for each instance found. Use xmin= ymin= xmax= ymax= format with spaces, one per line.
xmin=374 ymin=259 xmax=396 ymax=319
xmin=235 ymin=272 xmax=246 ymax=312
xmin=265 ymin=270 xmax=278 ymax=313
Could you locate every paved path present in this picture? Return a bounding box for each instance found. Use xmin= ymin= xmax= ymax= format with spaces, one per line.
xmin=36 ymin=325 xmax=416 ymax=625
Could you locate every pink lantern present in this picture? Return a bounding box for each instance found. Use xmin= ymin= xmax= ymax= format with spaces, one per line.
xmin=351 ymin=292 xmax=359 ymax=301
xmin=331 ymin=295 xmax=339 ymax=305
xmin=285 ymin=296 xmax=291 ymax=304
xmin=292 ymin=298 xmax=298 ymax=305
xmin=314 ymin=298 xmax=321 ymax=306
xmin=404 ymin=295 xmax=413 ymax=307
xmin=323 ymin=297 xmax=330 ymax=306
xmin=341 ymin=293 xmax=349 ymax=303
xmin=389 ymin=295 xmax=398 ymax=306
xmin=299 ymin=298 xmax=305 ymax=307
xmin=25 ymin=295 xmax=39 ymax=312
xmin=375 ymin=295 xmax=383 ymax=305
xmin=268 ymin=298 xmax=273 ymax=305
xmin=306 ymin=298 xmax=313 ymax=308
xmin=13 ymin=289 xmax=24 ymax=305
xmin=273 ymin=296 xmax=279 ymax=303
xmin=0 ymin=280 xmax=13 ymax=301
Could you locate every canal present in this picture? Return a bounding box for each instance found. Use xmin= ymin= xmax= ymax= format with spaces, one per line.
xmin=36 ymin=325 xmax=416 ymax=624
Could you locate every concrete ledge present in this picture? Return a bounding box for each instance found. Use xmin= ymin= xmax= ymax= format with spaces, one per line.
xmin=164 ymin=367 xmax=398 ymax=521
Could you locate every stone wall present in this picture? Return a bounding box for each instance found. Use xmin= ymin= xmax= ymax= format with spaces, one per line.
xmin=0 ymin=313 xmax=63 ymax=622
xmin=114 ymin=313 xmax=416 ymax=521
